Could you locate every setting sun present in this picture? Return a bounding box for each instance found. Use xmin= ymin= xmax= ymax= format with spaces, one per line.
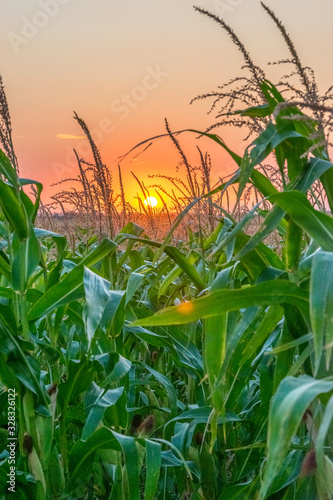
xmin=143 ymin=196 xmax=158 ymax=208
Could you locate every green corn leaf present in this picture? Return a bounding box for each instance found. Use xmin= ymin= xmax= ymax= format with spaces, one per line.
xmin=144 ymin=440 xmax=161 ymax=500
xmin=239 ymin=305 xmax=283 ymax=366
xmin=133 ymin=281 xmax=309 ymax=327
xmin=284 ymin=219 xmax=303 ymax=271
xmin=0 ymin=149 xmax=18 ymax=187
xmin=68 ymin=427 xmax=121 ymax=491
xmin=268 ymin=450 xmax=304 ymax=496
xmin=165 ymin=406 xmax=241 ymax=426
xmin=204 ymin=268 xmax=231 ymax=410
xmin=126 ymin=272 xmax=144 ymax=304
xmin=125 ymin=324 xmax=170 ymax=348
xmin=18 ymin=177 xmax=42 ymax=187
xmin=210 ymin=201 xmax=261 ymax=259
xmin=79 ymin=237 xmax=117 ymax=267
xmin=48 ymin=444 xmax=65 ymax=497
xmin=128 ymin=249 xmax=144 ymax=270
xmin=140 ymin=362 xmax=178 ymax=418
xmin=12 ymin=229 xmax=40 ymax=292
xmin=114 ymin=223 xmax=145 ymax=272
xmin=249 ymin=124 xmax=305 ymax=173
xmin=260 ymin=80 xmax=285 ymax=110
xmin=203 ymin=221 xmax=225 ymax=250
xmin=316 ymin=395 xmax=333 ymax=485
xmin=28 ymin=265 xmax=85 ymax=320
xmin=237 ymin=103 xmax=271 ymax=118
xmin=217 ymin=482 xmax=253 ymax=499
xmin=198 ymin=440 xmax=218 ymax=498
xmin=83 ymin=268 xmax=110 ymax=348
xmin=203 ymin=121 xmax=304 ymax=204
xmin=0 ymin=252 xmax=11 ymax=281
xmin=29 ymin=239 xmax=115 ymax=320
xmin=205 ymin=312 xmax=227 ymax=410
xmin=233 ymin=232 xmax=284 ymax=282
xmin=112 ymin=431 xmax=140 ymax=500
xmin=270 ymin=191 xmax=333 ymax=251
xmin=57 ymin=358 xmax=99 ymax=410
xmin=114 ymin=234 xmax=205 ymax=290
xmin=234 ymin=205 xmax=285 ymax=262
xmin=158 ymin=250 xmax=201 ymax=298
xmin=270 ymin=333 xmax=312 ymax=354
xmin=104 ymin=388 xmax=128 ymax=429
xmin=321 ymin=167 xmax=333 ymax=213
xmin=116 ymin=221 xmax=145 ymax=240
xmin=298 ymin=157 xmax=333 ymax=192
xmin=152 ymin=198 xmax=201 ymax=264
xmin=250 ymin=168 xmax=279 ymax=197
xmin=259 ymin=376 xmax=333 ymax=500
xmin=159 ymin=324 xmax=204 ymax=374
xmin=237 ymin=150 xmax=252 ymax=202
xmin=189 ymin=129 xmax=242 ymax=166
xmin=100 ymin=290 xmax=126 ymax=332
xmin=248 ymin=122 xmax=277 ymax=166
xmin=95 ymin=352 xmax=131 ymax=388
xmin=0 ymin=180 xmax=28 ymax=240
xmin=18 ymin=178 xmax=43 ymax=223
xmin=236 ymin=157 xmax=333 ymax=261
xmin=0 ymin=305 xmax=48 ymax=404
xmin=273 ymin=321 xmax=295 ymax=392
xmin=81 ymin=383 xmax=124 ymax=440
xmin=35 ymin=413 xmax=53 ymax=476
xmin=215 ymin=307 xmax=262 ymax=394
xmin=310 ymin=251 xmax=333 ymax=373
xmin=163 ymin=246 xmax=205 ymax=290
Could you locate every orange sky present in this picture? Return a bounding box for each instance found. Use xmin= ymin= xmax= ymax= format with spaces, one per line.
xmin=1 ymin=0 xmax=332 ymax=208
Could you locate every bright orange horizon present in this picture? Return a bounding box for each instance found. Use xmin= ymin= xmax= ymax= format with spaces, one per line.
xmin=1 ymin=0 xmax=332 ymax=208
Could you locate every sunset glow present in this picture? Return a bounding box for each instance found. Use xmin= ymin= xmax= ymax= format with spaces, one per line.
xmin=144 ymin=196 xmax=158 ymax=208
xmin=1 ymin=1 xmax=331 ymax=207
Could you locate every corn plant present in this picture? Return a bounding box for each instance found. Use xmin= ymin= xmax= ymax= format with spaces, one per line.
xmin=0 ymin=148 xmax=238 ymax=499
xmin=2 ymin=78 xmax=333 ymax=498
xmin=134 ymin=81 xmax=333 ymax=499
xmin=1 ymin=1 xmax=333 ymax=495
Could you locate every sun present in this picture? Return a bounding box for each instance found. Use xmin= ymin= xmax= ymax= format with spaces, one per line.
xmin=143 ymin=196 xmax=158 ymax=208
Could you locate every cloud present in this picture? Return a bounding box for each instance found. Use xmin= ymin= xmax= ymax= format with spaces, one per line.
xmin=130 ymin=158 xmax=145 ymax=165
xmin=55 ymin=134 xmax=85 ymax=140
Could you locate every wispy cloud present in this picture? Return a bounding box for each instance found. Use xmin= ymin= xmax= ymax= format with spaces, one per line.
xmin=56 ymin=134 xmax=85 ymax=140
xmin=130 ymin=158 xmax=145 ymax=165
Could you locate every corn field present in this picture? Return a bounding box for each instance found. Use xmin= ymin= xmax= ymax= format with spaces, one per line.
xmin=1 ymin=4 xmax=333 ymax=500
